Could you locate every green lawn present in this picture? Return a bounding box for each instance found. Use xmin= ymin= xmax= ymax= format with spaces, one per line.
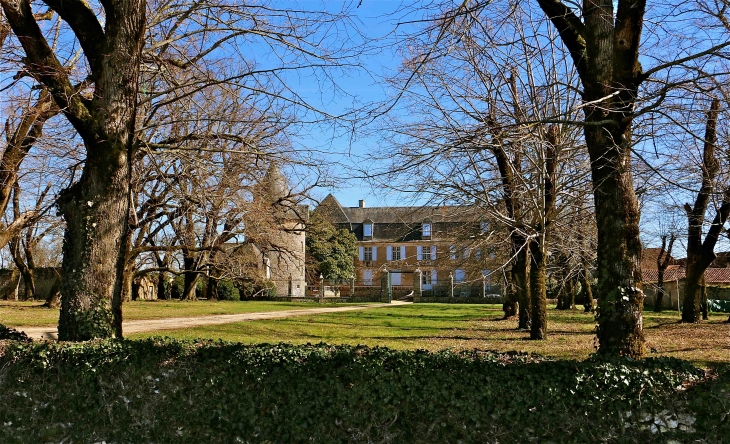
xmin=3 ymin=300 xmax=727 ymax=365
xmin=130 ymin=303 xmax=730 ymax=365
xmin=0 ymin=300 xmax=358 ymax=327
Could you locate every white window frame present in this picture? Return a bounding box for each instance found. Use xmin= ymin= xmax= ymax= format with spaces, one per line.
xmin=422 ymin=245 xmax=433 ymax=260
xmin=422 ymin=270 xmax=433 ymax=290
xmin=422 ymin=222 xmax=432 ymax=238
xmin=363 ymin=246 xmax=373 ymax=261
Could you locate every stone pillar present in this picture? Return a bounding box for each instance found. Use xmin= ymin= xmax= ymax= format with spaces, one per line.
xmin=349 ymin=274 xmax=355 ymax=298
xmin=380 ymin=267 xmax=389 ymax=303
xmin=319 ymin=274 xmax=325 ymax=302
xmin=288 ymin=275 xmax=293 ymax=298
xmin=414 ymin=268 xmax=422 ymax=303
xmin=482 ymin=274 xmax=487 ymax=298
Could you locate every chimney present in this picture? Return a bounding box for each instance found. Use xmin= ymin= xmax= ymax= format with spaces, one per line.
xmin=359 ymin=199 xmax=365 ymax=208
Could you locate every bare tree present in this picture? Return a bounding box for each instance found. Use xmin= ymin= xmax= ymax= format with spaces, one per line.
xmin=682 ymin=98 xmax=730 ymax=322
xmin=1 ymin=0 xmax=365 ymax=339
xmin=371 ymin=2 xmax=593 ymax=340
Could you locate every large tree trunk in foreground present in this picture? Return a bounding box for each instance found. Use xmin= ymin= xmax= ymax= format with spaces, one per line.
xmin=58 ymin=154 xmax=132 ymax=340
xmin=1 ymin=0 xmax=146 ymax=340
xmin=537 ymin=0 xmax=648 ymax=358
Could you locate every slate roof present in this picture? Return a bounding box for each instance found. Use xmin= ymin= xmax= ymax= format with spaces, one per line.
xmin=641 ymin=266 xmax=730 ymax=284
xmin=315 ymin=194 xmax=480 ymax=224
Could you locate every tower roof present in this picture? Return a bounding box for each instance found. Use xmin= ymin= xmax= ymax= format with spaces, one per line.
xmin=262 ymin=163 xmax=289 ymax=200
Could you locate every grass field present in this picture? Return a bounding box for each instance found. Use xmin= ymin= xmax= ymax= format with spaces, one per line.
xmin=127 ymin=303 xmax=730 ymax=365
xmin=0 ymin=300 xmax=351 ymax=327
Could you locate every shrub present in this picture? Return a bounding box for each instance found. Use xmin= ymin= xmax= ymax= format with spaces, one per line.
xmin=215 ymin=279 xmax=239 ymax=301
xmin=0 ymin=339 xmax=712 ymax=444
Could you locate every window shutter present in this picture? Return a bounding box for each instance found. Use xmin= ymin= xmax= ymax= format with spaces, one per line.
xmin=359 ymin=247 xmax=364 ymax=261
xmin=417 ymin=246 xmax=422 ymax=261
xmin=386 ymin=246 xmax=393 ymax=261
xmin=372 ymin=246 xmax=378 ymax=261
xmin=450 ymin=245 xmax=456 ymax=259
xmin=432 ymin=245 xmax=437 ymax=260
xmin=400 ymin=246 xmax=406 ymax=260
xmin=432 ymin=269 xmax=438 ymax=284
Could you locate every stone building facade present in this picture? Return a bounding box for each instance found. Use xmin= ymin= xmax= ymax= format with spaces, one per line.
xmin=314 ymin=195 xmax=503 ymax=297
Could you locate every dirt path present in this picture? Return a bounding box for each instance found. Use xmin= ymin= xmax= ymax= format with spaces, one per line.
xmin=18 ymin=301 xmax=412 ymax=340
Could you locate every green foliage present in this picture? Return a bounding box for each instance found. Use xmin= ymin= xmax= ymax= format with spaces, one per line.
xmin=67 ymin=300 xmax=114 ymax=340
xmin=0 ymin=339 xmax=713 ymax=443
xmin=214 ymin=279 xmax=239 ymax=301
xmin=306 ymin=211 xmax=357 ymax=280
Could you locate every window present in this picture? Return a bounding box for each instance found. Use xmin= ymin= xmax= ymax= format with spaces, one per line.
xmin=363 ymin=246 xmax=373 ymax=261
xmin=455 ymin=269 xmax=466 ymax=282
xmin=363 ymin=269 xmax=373 ymax=286
xmin=391 ymin=271 xmax=402 ymax=285
xmin=450 ymin=245 xmax=456 ymax=260
xmin=391 ymin=246 xmax=401 ymax=261
xmin=422 ymin=222 xmax=432 ymax=238
xmin=363 ymin=223 xmax=373 ymax=237
xmin=480 ymin=221 xmax=489 ymax=234
xmin=422 ymin=245 xmax=433 ymax=260
xmin=422 ymin=270 xmax=432 ymax=286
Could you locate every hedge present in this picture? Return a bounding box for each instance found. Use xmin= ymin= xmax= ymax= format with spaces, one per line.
xmin=0 ymin=338 xmax=725 ymax=443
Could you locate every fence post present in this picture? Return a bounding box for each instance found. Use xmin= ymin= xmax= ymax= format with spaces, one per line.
xmin=319 ymin=274 xmax=325 ymax=302
xmin=414 ymin=268 xmax=422 ymax=303
xmin=349 ymin=274 xmax=355 ymax=297
xmin=288 ymin=275 xmax=293 ymax=298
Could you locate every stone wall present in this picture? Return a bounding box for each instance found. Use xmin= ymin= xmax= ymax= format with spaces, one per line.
xmin=0 ymin=268 xmax=61 ymax=300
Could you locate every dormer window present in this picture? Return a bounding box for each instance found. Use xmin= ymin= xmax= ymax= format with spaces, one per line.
xmin=363 ymin=219 xmax=373 ymax=239
xmin=422 ymin=222 xmax=432 ymax=238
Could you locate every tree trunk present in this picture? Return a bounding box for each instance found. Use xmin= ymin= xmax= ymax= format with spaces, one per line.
xmin=157 ymin=272 xmax=168 ymax=300
xmin=581 ymin=266 xmax=594 ymax=313
xmin=655 ymin=275 xmax=666 ymax=312
xmin=182 ymin=255 xmax=199 ymax=300
xmin=58 ymin=155 xmax=131 ymax=340
xmin=681 ymin=99 xmax=730 ymax=323
xmin=529 ymin=239 xmax=547 ymax=340
xmin=1 ymin=0 xmax=145 ymax=341
xmin=512 ymin=234 xmax=530 ymax=329
xmin=655 ymin=234 xmax=675 ymax=313
xmin=538 ymin=0 xmax=647 ymax=358
xmin=43 ymin=277 xmax=61 ymax=309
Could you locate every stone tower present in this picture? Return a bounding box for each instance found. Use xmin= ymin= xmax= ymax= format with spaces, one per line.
xmin=258 ymin=164 xmax=308 ymax=297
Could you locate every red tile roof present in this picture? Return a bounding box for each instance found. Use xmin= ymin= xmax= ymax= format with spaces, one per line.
xmin=641 ymin=267 xmax=730 ymax=284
